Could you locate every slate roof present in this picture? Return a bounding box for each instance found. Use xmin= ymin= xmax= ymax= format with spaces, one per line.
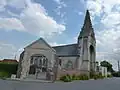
xmin=52 ymin=44 xmax=79 ymax=57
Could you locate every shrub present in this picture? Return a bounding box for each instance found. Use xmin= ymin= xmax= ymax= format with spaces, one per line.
xmin=72 ymin=74 xmax=76 ymax=80
xmin=112 ymin=72 xmax=120 ymax=77
xmin=93 ymin=75 xmax=98 ymax=80
xmin=72 ymin=74 xmax=79 ymax=80
xmin=78 ymin=74 xmax=89 ymax=80
xmin=93 ymin=74 xmax=105 ymax=80
xmin=60 ymin=74 xmax=72 ymax=82
xmin=107 ymin=74 xmax=112 ymax=78
xmin=60 ymin=74 xmax=89 ymax=82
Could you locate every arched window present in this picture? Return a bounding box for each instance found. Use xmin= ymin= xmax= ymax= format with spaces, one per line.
xmin=66 ymin=60 xmax=73 ymax=69
xmin=29 ymin=54 xmax=48 ymax=74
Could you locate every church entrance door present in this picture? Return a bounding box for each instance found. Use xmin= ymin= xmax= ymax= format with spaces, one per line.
xmin=28 ymin=54 xmax=48 ymax=80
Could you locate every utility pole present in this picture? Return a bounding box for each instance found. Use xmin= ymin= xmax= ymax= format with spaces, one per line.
xmin=118 ymin=60 xmax=119 ymax=72
xmin=14 ymin=53 xmax=17 ymax=60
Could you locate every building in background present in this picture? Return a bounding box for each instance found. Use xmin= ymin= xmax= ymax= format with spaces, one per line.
xmin=0 ymin=59 xmax=18 ymax=64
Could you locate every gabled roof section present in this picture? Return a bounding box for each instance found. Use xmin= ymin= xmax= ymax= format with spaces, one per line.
xmin=25 ymin=38 xmax=56 ymax=52
xmin=52 ymin=43 xmax=79 ymax=56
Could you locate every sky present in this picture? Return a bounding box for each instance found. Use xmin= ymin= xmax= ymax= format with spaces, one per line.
xmin=0 ymin=0 xmax=120 ymax=70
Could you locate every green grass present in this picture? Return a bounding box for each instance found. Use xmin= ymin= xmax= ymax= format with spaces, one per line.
xmin=0 ymin=71 xmax=10 ymax=79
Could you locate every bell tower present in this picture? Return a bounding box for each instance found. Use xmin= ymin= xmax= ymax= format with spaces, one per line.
xmin=77 ymin=10 xmax=96 ymax=76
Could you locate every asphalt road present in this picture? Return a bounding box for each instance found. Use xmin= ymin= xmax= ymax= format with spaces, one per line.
xmin=0 ymin=78 xmax=120 ymax=90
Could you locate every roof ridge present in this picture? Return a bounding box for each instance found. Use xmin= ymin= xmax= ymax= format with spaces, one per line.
xmin=52 ymin=43 xmax=77 ymax=48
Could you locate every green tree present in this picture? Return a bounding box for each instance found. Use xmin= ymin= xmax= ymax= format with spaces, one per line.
xmin=100 ymin=61 xmax=114 ymax=72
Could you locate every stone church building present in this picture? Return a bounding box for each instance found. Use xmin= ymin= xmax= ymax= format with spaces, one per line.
xmin=16 ymin=10 xmax=96 ymax=80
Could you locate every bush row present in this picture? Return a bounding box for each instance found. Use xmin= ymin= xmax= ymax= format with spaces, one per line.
xmin=112 ymin=72 xmax=120 ymax=77
xmin=107 ymin=74 xmax=112 ymax=78
xmin=59 ymin=73 xmax=107 ymax=82
xmin=93 ymin=74 xmax=105 ymax=80
xmin=60 ymin=74 xmax=89 ymax=82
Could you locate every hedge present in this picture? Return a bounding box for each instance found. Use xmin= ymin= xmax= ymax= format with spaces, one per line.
xmin=112 ymin=72 xmax=120 ymax=77
xmin=0 ymin=63 xmax=18 ymax=75
xmin=60 ymin=74 xmax=89 ymax=82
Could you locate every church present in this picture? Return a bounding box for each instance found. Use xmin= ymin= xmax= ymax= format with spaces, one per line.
xmin=16 ymin=10 xmax=96 ymax=80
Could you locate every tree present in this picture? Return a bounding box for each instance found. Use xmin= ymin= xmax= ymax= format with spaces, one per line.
xmin=100 ymin=61 xmax=114 ymax=72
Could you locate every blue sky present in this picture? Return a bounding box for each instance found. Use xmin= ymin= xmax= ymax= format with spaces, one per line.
xmin=0 ymin=0 xmax=120 ymax=70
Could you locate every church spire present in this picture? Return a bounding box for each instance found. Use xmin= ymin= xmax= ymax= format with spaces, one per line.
xmin=78 ymin=10 xmax=93 ymax=38
xmin=83 ymin=10 xmax=92 ymax=29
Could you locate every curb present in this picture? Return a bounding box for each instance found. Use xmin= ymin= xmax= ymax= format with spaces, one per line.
xmin=6 ymin=78 xmax=53 ymax=83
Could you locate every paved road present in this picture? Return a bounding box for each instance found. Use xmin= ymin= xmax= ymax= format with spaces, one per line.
xmin=0 ymin=78 xmax=120 ymax=90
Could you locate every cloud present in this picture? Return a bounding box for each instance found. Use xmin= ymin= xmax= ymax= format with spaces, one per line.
xmin=101 ymin=12 xmax=120 ymax=29
xmin=20 ymin=0 xmax=66 ymax=37
xmin=78 ymin=12 xmax=83 ymax=15
xmin=0 ymin=0 xmax=26 ymax=12
xmin=0 ymin=17 xmax=25 ymax=31
xmin=86 ymin=0 xmax=102 ymax=16
xmin=0 ymin=42 xmax=24 ymax=60
xmin=8 ymin=0 xmax=26 ymax=9
xmin=53 ymin=0 xmax=67 ymax=20
xmin=0 ymin=42 xmax=17 ymax=60
xmin=0 ymin=0 xmax=7 ymax=12
xmin=0 ymin=0 xmax=66 ymax=38
xmin=49 ymin=42 xmax=66 ymax=46
xmin=53 ymin=0 xmax=67 ymax=7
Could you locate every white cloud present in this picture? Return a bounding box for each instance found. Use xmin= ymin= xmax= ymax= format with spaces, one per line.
xmin=53 ymin=0 xmax=67 ymax=20
xmin=0 ymin=0 xmax=26 ymax=12
xmin=0 ymin=0 xmax=66 ymax=38
xmin=8 ymin=0 xmax=26 ymax=9
xmin=0 ymin=17 xmax=25 ymax=31
xmin=75 ymin=10 xmax=83 ymax=16
xmin=0 ymin=0 xmax=7 ymax=12
xmin=101 ymin=12 xmax=120 ymax=29
xmin=86 ymin=0 xmax=102 ymax=16
xmin=96 ymin=29 xmax=120 ymax=70
xmin=0 ymin=42 xmax=24 ymax=60
xmin=53 ymin=0 xmax=67 ymax=7
xmin=49 ymin=42 xmax=67 ymax=46
xmin=20 ymin=0 xmax=65 ymax=37
xmin=78 ymin=12 xmax=83 ymax=15
xmin=0 ymin=42 xmax=17 ymax=60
